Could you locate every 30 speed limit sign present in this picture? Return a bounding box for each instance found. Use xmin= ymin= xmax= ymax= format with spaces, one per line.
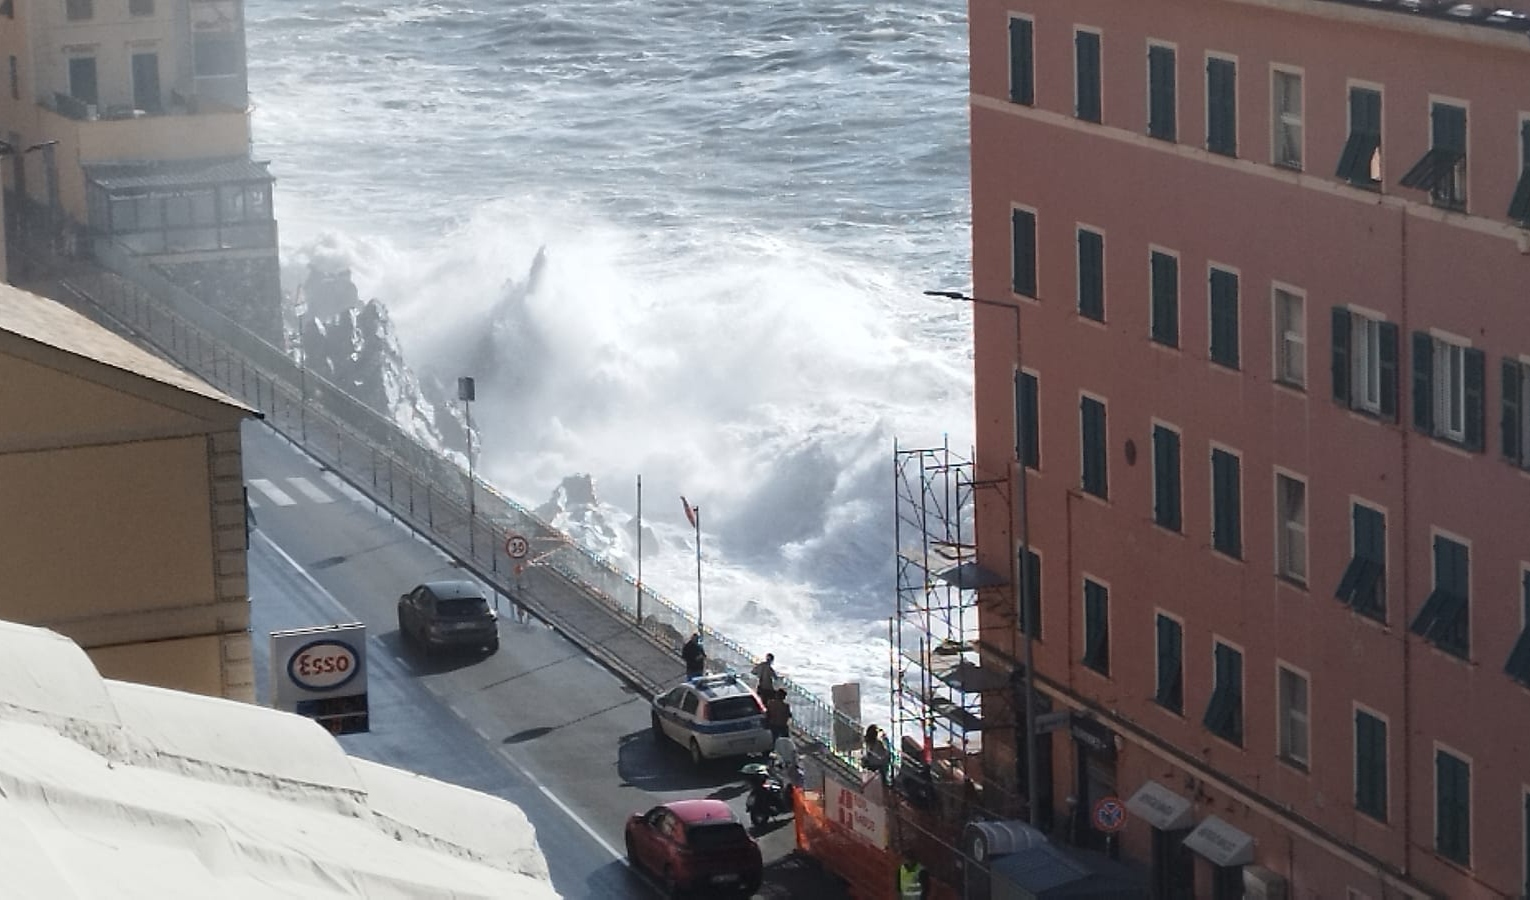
xmin=505 ymin=534 xmax=529 ymax=559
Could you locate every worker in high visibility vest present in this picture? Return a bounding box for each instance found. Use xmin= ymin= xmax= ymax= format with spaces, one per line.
xmin=896 ymin=849 xmax=930 ymax=900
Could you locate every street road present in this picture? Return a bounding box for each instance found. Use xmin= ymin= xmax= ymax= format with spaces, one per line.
xmin=241 ymin=421 xmax=837 ymax=899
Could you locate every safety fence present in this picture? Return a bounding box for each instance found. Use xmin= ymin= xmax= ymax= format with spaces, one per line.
xmin=62 ymin=242 xmax=863 ymax=768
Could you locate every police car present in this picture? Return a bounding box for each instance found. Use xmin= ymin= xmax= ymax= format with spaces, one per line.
xmin=651 ymin=674 xmax=774 ymax=766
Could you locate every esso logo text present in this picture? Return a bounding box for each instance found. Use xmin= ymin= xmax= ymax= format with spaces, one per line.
xmin=287 ymin=639 xmax=362 ymax=692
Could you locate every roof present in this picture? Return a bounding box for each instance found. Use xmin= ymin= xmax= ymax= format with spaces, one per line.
xmin=0 ymin=283 xmax=254 ymax=416
xmin=0 ymin=618 xmax=559 ymax=898
xmin=84 ymin=155 xmax=274 ymax=191
xmin=423 ymin=580 xmax=488 ymax=599
xmin=665 ymin=798 xmax=738 ymax=825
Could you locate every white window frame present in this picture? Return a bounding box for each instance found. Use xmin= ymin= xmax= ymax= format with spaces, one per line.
xmin=1273 ymin=284 xmax=1306 ymax=388
xmin=1271 ymin=66 xmax=1303 ymax=170
xmin=1431 ymin=333 xmax=1468 ymax=443
xmin=1277 ymin=662 xmax=1310 ymax=769
xmin=1275 ymin=470 xmax=1308 ymax=584
xmin=1350 ymin=310 xmax=1384 ymax=415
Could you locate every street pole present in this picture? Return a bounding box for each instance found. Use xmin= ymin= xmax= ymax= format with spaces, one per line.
xmin=925 ymin=289 xmax=1038 ymax=828
xmin=636 ymin=474 xmax=644 ymax=625
xmin=458 ymin=377 xmax=477 ymax=557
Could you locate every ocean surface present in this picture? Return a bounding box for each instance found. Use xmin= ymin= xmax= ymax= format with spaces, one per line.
xmin=244 ymin=0 xmax=976 ymax=721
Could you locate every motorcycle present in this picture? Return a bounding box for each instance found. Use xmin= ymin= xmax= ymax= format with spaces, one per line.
xmin=740 ymin=757 xmax=795 ymax=828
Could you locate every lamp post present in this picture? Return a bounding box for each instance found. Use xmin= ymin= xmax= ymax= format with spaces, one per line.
xmin=925 ymin=288 xmax=1039 ymax=829
xmin=458 ymin=376 xmax=477 ymax=556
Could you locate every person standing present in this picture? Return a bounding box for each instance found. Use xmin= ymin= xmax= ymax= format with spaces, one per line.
xmin=765 ymin=689 xmax=792 ymax=740
xmin=751 ymin=653 xmax=779 ymax=696
xmin=681 ymin=632 xmax=706 ymax=679
xmin=896 ymin=849 xmax=930 ymax=900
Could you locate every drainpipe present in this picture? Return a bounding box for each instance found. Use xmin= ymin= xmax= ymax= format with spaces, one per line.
xmin=1398 ymin=206 xmax=1413 ymax=881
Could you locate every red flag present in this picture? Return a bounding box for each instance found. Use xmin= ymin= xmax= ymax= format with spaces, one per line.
xmin=681 ymin=495 xmax=698 ymax=530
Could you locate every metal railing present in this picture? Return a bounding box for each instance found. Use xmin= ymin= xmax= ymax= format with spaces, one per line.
xmin=64 ymin=243 xmax=865 ymax=768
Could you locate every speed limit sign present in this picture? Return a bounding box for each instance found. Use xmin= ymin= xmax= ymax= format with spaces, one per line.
xmin=505 ymin=534 xmax=529 ymax=559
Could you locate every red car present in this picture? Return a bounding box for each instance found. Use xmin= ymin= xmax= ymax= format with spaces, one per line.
xmin=624 ymin=798 xmax=763 ymax=897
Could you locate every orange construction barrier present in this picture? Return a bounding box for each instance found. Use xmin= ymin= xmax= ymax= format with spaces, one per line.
xmin=794 ymin=789 xmax=899 ymax=899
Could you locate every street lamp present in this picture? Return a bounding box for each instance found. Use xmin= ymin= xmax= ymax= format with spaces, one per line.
xmin=458 ymin=376 xmax=477 ymax=556
xmin=925 ymin=288 xmax=1039 ymax=829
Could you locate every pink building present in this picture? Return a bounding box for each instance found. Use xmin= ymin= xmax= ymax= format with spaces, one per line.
xmin=964 ymin=1 xmax=1530 ymax=897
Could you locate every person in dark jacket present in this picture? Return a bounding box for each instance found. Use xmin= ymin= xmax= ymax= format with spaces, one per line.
xmin=681 ymin=632 xmax=706 ymax=678
xmin=765 ymin=689 xmax=792 ymax=740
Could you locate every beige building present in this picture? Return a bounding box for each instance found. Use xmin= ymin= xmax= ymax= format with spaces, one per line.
xmin=0 ymin=281 xmax=257 ymax=699
xmin=0 ymin=0 xmax=280 ymax=339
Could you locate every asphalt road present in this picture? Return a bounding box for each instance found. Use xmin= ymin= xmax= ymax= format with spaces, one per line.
xmin=241 ymin=421 xmax=843 ymax=900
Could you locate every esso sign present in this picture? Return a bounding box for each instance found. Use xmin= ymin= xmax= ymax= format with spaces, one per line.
xmin=288 ymin=639 xmax=361 ymax=691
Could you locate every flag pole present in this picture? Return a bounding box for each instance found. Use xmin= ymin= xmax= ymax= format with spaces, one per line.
xmin=693 ymin=504 xmax=703 ymax=632
xmin=636 ymin=474 xmax=643 ymax=626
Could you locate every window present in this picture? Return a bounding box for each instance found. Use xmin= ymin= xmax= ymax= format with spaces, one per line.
xmin=66 ymin=0 xmax=92 ymax=20
xmin=1019 ymin=548 xmax=1041 ymax=639
xmin=68 ymin=56 xmax=98 ymax=107
xmin=1150 ymin=250 xmax=1179 ymax=347
xmin=1276 ymin=473 xmax=1307 ymax=584
xmin=1402 ymin=102 xmax=1467 ymax=210
xmin=1435 ymin=748 xmax=1471 ymax=866
xmin=1211 ymin=448 xmax=1241 ymax=559
xmin=1077 ymin=228 xmax=1104 ymax=321
xmin=1507 ymin=358 xmax=1530 ymax=468
xmin=1012 ymin=208 xmax=1037 ymax=298
xmin=1337 ymin=87 xmax=1383 ymax=187
xmin=1152 ymin=424 xmax=1182 ymax=531
xmin=1336 ymin=503 xmax=1387 ymax=620
xmin=1148 ymin=44 xmax=1177 ymax=141
xmin=1203 ymin=641 xmax=1243 ymax=745
xmin=1504 ymin=569 xmax=1530 ymax=686
xmin=1355 ymin=709 xmax=1388 ymax=821
xmin=1510 ymin=119 xmax=1530 ymax=225
xmin=1082 ymin=579 xmax=1109 ymax=675
xmin=1272 ymin=69 xmax=1303 ymax=169
xmin=1410 ymin=534 xmax=1470 ymax=659
xmin=1206 ymin=56 xmax=1237 ymax=157
xmin=1277 ymin=666 xmax=1309 ymax=768
xmin=1331 ymin=307 xmax=1398 ymax=420
xmin=1075 ymin=30 xmax=1101 ymax=123
xmin=1412 ymin=332 xmax=1485 ymax=450
xmin=1009 ymin=16 xmax=1034 ymax=106
xmin=1274 ymin=287 xmax=1305 ymax=388
xmin=1208 ymin=267 xmax=1239 ymax=369
xmin=1016 ymin=370 xmax=1040 ymax=470
xmin=0 ymin=0 xmax=10 ymax=19
xmin=7 ymin=56 xmax=15 ymax=101
xmin=130 ymin=0 xmax=154 ymax=14
xmin=1081 ymin=396 xmax=1107 ymax=499
xmin=1155 ymin=614 xmax=1183 ymax=713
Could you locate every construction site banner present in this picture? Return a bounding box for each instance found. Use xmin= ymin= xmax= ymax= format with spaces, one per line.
xmin=827 ymin=772 xmax=889 ymax=848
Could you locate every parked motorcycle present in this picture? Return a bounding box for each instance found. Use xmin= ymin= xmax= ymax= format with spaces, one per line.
xmin=741 ymin=758 xmax=795 ymax=828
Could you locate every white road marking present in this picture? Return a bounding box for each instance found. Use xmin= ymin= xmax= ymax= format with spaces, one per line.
xmin=287 ymin=476 xmax=335 ymax=504
xmin=249 ymin=478 xmax=297 ymax=507
xmin=254 ymin=531 xmax=354 ymax=622
xmin=247 ymin=495 xmax=261 ymax=508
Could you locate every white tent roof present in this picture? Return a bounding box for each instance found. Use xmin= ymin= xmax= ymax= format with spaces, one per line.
xmin=0 ymin=620 xmax=559 ymax=899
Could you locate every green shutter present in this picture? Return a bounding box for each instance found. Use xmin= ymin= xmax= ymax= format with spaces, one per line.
xmin=1504 ymin=359 xmax=1523 ymax=463
xmin=1149 ymin=46 xmax=1176 ymax=140
xmin=1076 ymin=32 xmax=1101 ymax=122
xmin=1436 ymin=751 xmax=1471 ymax=865
xmin=1207 ymin=58 xmax=1236 ymax=156
xmin=1078 ymin=230 xmax=1104 ymax=320
xmin=1152 ymin=252 xmax=1178 ymax=346
xmin=1016 ymin=370 xmax=1040 ymax=469
xmin=1378 ymin=321 xmax=1399 ymax=422
xmin=1009 ymin=18 xmax=1034 ymax=106
xmin=1332 ymin=307 xmax=1352 ymax=406
xmin=1413 ymin=331 xmax=1434 ymax=433
xmin=1356 ymin=712 xmax=1388 ymax=821
xmin=1464 ymin=348 xmax=1485 ymax=452
xmin=1432 ymin=103 xmax=1467 ymax=154
xmin=1210 ymin=269 xmax=1239 ymax=368
xmin=1153 ymin=425 xmax=1181 ymax=531
xmin=1012 ymin=209 xmax=1036 ymax=297
xmin=1212 ymin=450 xmax=1241 ymax=558
xmin=1081 ymin=397 xmax=1107 ymax=498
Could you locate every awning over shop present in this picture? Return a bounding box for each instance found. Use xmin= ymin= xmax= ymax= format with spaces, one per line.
xmin=1182 ymin=815 xmax=1255 ymax=867
xmin=1125 ymin=780 xmax=1194 ymax=831
xmin=985 ymin=842 xmax=1149 ymax=899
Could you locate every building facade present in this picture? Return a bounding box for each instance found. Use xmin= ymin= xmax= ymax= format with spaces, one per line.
xmin=0 ymin=0 xmax=280 ymax=339
xmin=965 ymin=1 xmax=1530 ymax=897
xmin=0 ymin=283 xmax=258 ymax=700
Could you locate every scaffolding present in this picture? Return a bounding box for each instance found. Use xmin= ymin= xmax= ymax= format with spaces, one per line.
xmin=891 ymin=439 xmax=1013 ymax=814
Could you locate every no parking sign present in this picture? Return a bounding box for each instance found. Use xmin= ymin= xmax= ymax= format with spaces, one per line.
xmin=1092 ymin=796 xmax=1128 ymax=833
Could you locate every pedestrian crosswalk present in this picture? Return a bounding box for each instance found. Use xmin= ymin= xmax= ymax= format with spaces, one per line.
xmin=248 ymin=476 xmax=339 ymax=508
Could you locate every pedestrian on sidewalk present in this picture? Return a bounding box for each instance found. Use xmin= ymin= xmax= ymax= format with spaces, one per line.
xmin=682 ymin=632 xmax=706 ymax=679
xmin=765 ymin=688 xmax=792 ymax=740
xmin=751 ymin=653 xmax=779 ymax=696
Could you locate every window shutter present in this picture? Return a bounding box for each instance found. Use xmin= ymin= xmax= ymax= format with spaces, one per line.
xmin=1463 ymin=348 xmax=1485 ymax=452
xmin=1016 ymin=370 xmax=1039 ymax=469
xmin=1078 ymin=230 xmax=1103 ymax=320
xmin=1377 ymin=321 xmax=1399 ymax=421
xmin=1012 ymin=209 xmax=1036 ymax=297
xmin=1076 ymin=32 xmax=1101 ymax=122
xmin=1210 ymin=269 xmax=1239 ymax=368
xmin=1153 ymin=426 xmax=1181 ymax=530
xmin=1149 ymin=47 xmax=1176 ymax=140
xmin=1009 ymin=19 xmax=1034 ymax=106
xmin=1412 ymin=332 xmax=1434 ymax=433
xmin=1504 ymin=359 xmax=1523 ymax=463
xmin=1432 ymin=103 xmax=1466 ymax=154
xmin=1332 ymin=307 xmax=1352 ymax=406
xmin=1152 ymin=252 xmax=1178 ymax=346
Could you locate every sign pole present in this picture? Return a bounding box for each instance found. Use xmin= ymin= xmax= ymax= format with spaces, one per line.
xmin=636 ymin=474 xmax=644 ymax=626
xmin=694 ymin=504 xmax=702 ymax=631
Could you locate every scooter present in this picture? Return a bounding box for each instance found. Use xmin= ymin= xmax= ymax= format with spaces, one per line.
xmin=741 ymin=758 xmax=795 ymax=828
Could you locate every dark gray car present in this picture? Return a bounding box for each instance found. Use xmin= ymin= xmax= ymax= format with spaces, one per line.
xmin=397 ymin=581 xmax=499 ymax=656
